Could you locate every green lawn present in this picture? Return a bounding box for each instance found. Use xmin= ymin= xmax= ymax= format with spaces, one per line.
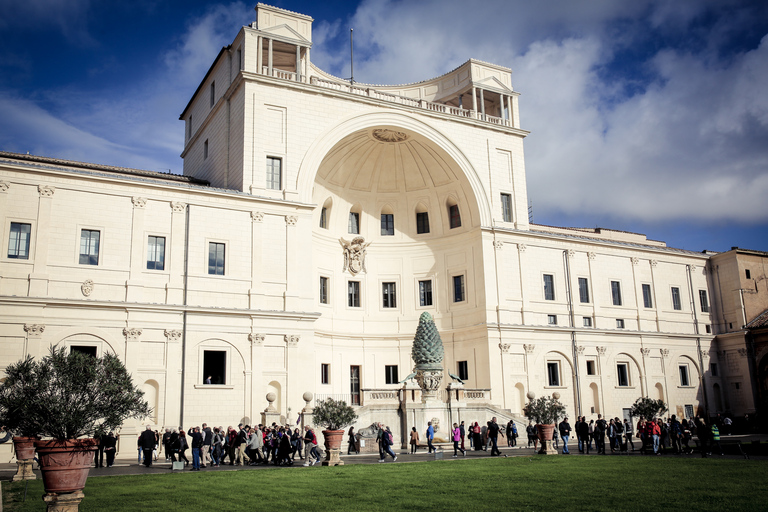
xmin=4 ymin=457 xmax=766 ymax=511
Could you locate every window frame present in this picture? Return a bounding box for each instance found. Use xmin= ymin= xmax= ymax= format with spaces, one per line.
xmin=616 ymin=318 xmax=625 ymax=329
xmin=500 ymin=193 xmax=512 ymax=222
xmin=457 ymin=360 xmax=469 ymax=381
xmin=583 ymin=317 xmax=592 ymax=327
xmin=348 ymin=211 xmax=360 ymax=234
xmin=616 ymin=363 xmax=630 ymax=387
xmin=319 ymin=276 xmax=329 ymax=305
xmin=546 ymin=361 xmax=560 ymax=387
xmin=678 ymin=364 xmax=690 ymax=387
xmin=319 ymin=207 xmax=328 ymax=229
xmin=7 ymin=221 xmax=32 ymax=260
xmin=348 ymin=280 xmax=361 ymax=308
xmin=385 ymin=365 xmax=399 ymax=385
xmin=146 ymin=235 xmax=166 ymax=271
xmin=321 ymin=363 xmax=330 ymax=385
xmin=452 ymin=274 xmax=466 ymax=303
xmin=671 ymin=286 xmax=682 ymax=311
xmin=78 ymin=228 xmax=101 ymax=266
xmin=586 ymin=359 xmax=596 ymax=376
xmin=207 ymin=241 xmax=226 ymax=276
xmin=380 ymin=213 xmax=394 ymax=236
xmin=578 ymin=277 xmax=589 ymax=303
xmin=418 ymin=279 xmax=433 ymax=307
xmin=266 ymin=156 xmax=282 ymax=190
xmin=611 ymin=280 xmax=622 ymax=306
xmin=448 ymin=204 xmax=461 ymax=229
xmin=382 ymin=281 xmax=397 ymax=309
xmin=642 ymin=283 xmax=653 ymax=308
xmin=196 ymin=344 xmax=233 ymax=388
xmin=548 ymin=314 xmax=558 ymax=325
xmin=543 ymin=274 xmax=555 ymax=301
xmin=699 ymin=289 xmax=709 ymax=313
xmin=204 ymin=139 xmax=209 ymax=159
xmin=416 ymin=211 xmax=430 ymax=234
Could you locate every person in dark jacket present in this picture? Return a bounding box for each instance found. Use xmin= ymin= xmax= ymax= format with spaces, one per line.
xmin=577 ymin=417 xmax=590 ymax=454
xmin=558 ymin=418 xmax=572 ymax=454
xmin=188 ymin=426 xmax=204 ymax=470
xmin=138 ymin=425 xmax=156 ymax=467
xmin=487 ymin=417 xmax=502 ymax=456
xmin=103 ymin=432 xmax=118 ymax=467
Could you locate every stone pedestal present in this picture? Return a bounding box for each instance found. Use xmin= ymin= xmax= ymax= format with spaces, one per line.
xmin=43 ymin=491 xmax=85 ymax=512
xmin=538 ymin=439 xmax=558 ymax=455
xmin=13 ymin=459 xmax=36 ymax=481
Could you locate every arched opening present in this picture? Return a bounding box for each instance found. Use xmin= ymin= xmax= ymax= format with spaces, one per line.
xmin=319 ymin=197 xmax=332 ymax=229
xmin=143 ymin=380 xmax=160 ymax=424
xmin=655 ymin=382 xmax=664 ymax=401
xmin=415 ymin=202 xmax=430 ymax=235
xmin=348 ymin=204 xmax=361 ymax=234
xmin=267 ymin=380 xmax=282 ymax=415
xmin=589 ymin=382 xmax=600 ymax=415
xmin=514 ymin=382 xmax=525 ymax=414
xmin=380 ymin=204 xmax=395 ymax=236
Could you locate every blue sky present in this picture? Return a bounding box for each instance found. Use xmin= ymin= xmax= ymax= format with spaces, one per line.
xmin=1 ymin=0 xmax=767 ymax=253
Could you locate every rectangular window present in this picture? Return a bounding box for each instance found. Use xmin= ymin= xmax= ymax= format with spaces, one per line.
xmin=348 ymin=212 xmax=360 ymax=234
xmin=457 ymin=361 xmax=469 ymax=381
xmin=449 ymin=204 xmax=461 ymax=228
xmin=679 ymin=365 xmax=690 ymax=387
xmin=210 ymin=81 xmax=215 ymax=107
xmin=699 ymin=290 xmax=709 ymax=313
xmin=671 ymin=287 xmax=682 ymax=310
xmin=321 ymin=363 xmax=330 ymax=385
xmin=586 ymin=360 xmax=596 ymax=376
xmin=547 ymin=362 xmax=560 ymax=386
xmin=319 ymin=276 xmax=329 ymax=305
xmin=617 ymin=363 xmax=629 ymax=387
xmin=381 ymin=214 xmax=394 ymax=235
xmin=348 ymin=281 xmax=360 ymax=307
xmin=453 ymin=275 xmax=465 ymax=302
xmin=7 ymin=222 xmax=31 ymax=259
xmin=70 ymin=345 xmax=97 ymax=357
xmin=266 ymin=157 xmax=282 ymax=190
xmin=616 ymin=319 xmax=625 ymax=329
xmin=208 ymin=242 xmax=225 ymax=275
xmin=382 ymin=282 xmax=397 ymax=308
xmin=548 ymin=314 xmax=557 ymax=325
xmin=319 ymin=207 xmax=327 ymax=229
xmin=500 ymin=193 xmax=512 ymax=222
xmin=203 ymin=350 xmax=226 ymax=385
xmin=350 ymin=365 xmax=361 ymax=405
xmin=543 ymin=274 xmax=555 ymax=300
xmin=746 ymin=269 xmax=751 ymax=279
xmin=578 ymin=277 xmax=589 ymax=303
xmin=419 ymin=280 xmax=433 ymax=307
xmin=642 ymin=284 xmax=653 ymax=308
xmin=583 ymin=317 xmax=592 ymax=327
xmin=79 ymin=229 xmax=100 ymax=265
xmin=684 ymin=404 xmax=694 ymax=419
xmin=237 ymin=49 xmax=242 ymax=71
xmin=705 ymin=324 xmax=711 ymax=333
xmin=710 ymin=363 xmax=718 ymax=377
xmin=385 ymin=365 xmax=399 ymax=384
xmin=146 ymin=236 xmax=165 ymax=270
xmin=416 ymin=212 xmax=430 ymax=234
xmin=611 ymin=281 xmax=622 ymax=306
xmin=204 ymin=139 xmax=208 ymax=159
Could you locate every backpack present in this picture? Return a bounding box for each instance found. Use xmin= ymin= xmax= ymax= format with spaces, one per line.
xmin=387 ymin=432 xmax=394 ymax=444
xmin=615 ymin=423 xmax=624 ymax=434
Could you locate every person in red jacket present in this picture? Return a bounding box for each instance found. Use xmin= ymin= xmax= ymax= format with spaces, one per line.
xmin=648 ymin=418 xmax=661 ymax=455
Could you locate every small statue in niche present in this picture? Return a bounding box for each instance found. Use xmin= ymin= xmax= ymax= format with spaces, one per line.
xmin=339 ymin=236 xmax=371 ymax=275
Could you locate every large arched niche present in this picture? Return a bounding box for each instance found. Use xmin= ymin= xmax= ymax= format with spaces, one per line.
xmin=297 ymin=112 xmax=491 ymax=227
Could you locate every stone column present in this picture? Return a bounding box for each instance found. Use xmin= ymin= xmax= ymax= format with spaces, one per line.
xmin=248 ymin=333 xmax=265 ymax=420
xmin=295 ymin=45 xmax=301 ymax=81
xmin=284 ymin=215 xmax=299 ymax=310
xmin=166 ymin=202 xmax=186 ymax=304
xmin=471 ymin=86 xmax=477 ymax=118
xmin=126 ymin=197 xmax=147 ymax=302
xmin=268 ymin=38 xmax=273 ymax=76
xmin=256 ymin=35 xmax=263 ymax=73
xmin=249 ymin=211 xmax=264 ymax=308
xmin=24 ymin=323 xmax=45 ymax=359
xmin=164 ymin=329 xmax=183 ymax=426
xmin=29 ymin=185 xmax=55 ymax=296
xmin=479 ymin=88 xmax=486 ymax=119
xmin=517 ymin=244 xmax=528 ymax=324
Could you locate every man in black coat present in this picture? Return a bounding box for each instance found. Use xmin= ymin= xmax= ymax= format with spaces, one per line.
xmin=162 ymin=428 xmax=172 ymax=461
xmin=487 ymin=417 xmax=502 ymax=456
xmin=103 ymin=432 xmax=118 ymax=467
xmin=577 ymin=417 xmax=590 ymax=454
xmin=138 ymin=425 xmax=156 ymax=467
xmin=558 ymin=417 xmax=572 ymax=454
xmin=188 ymin=426 xmax=204 ymax=470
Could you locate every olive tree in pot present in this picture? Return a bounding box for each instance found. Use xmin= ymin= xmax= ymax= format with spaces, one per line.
xmin=312 ymin=398 xmax=357 ymax=466
xmin=523 ymin=392 xmax=566 ymax=455
xmin=630 ymin=397 xmax=668 ymax=422
xmin=0 ymin=355 xmax=40 ymax=481
xmin=0 ymin=346 xmax=150 ymax=511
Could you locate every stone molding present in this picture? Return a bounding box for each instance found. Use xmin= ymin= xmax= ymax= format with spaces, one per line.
xmin=587 ymin=252 xmax=596 ymax=260
xmin=650 ymin=260 xmax=658 ymax=267
xmin=596 ymin=346 xmax=607 ymax=356
xmin=249 ymin=333 xmax=265 ymax=345
xmin=38 ymin=185 xmax=55 ymax=197
xmin=640 ymin=348 xmax=651 ymax=357
xmin=0 ymin=181 xmax=9 ymax=192
xmin=566 ymin=249 xmax=575 ymax=258
xmin=285 ymin=334 xmax=300 ymax=346
xmin=251 ymin=211 xmax=264 ymax=222
xmin=738 ymin=348 xmax=748 ymax=357
xmin=499 ymin=342 xmax=511 ymax=353
xmin=631 ymin=257 xmax=639 ymax=265
xmin=123 ymin=327 xmax=142 ymax=341
xmin=170 ymin=201 xmax=186 ymax=213
xmin=132 ymin=197 xmax=147 ymax=208
xmin=517 ymin=243 xmax=527 ymax=252
xmin=493 ymin=240 xmax=503 ymax=250
xmin=285 ymin=215 xmax=298 ymax=226
xmin=660 ymin=348 xmax=669 ymax=358
xmin=576 ymin=345 xmax=585 ymax=355
xmin=699 ymin=349 xmax=709 ymax=360
xmin=24 ymin=324 xmax=45 ymax=336
xmin=164 ymin=329 xmax=182 ymax=342
xmin=523 ymin=343 xmax=535 ymax=354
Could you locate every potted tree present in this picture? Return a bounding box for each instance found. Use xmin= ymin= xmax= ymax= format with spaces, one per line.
xmin=0 ymin=346 xmax=149 ymax=510
xmin=630 ymin=397 xmax=668 ymax=422
xmin=0 ymin=355 xmax=40 ymax=481
xmin=312 ymin=398 xmax=357 ymax=466
xmin=524 ymin=392 xmax=566 ymax=455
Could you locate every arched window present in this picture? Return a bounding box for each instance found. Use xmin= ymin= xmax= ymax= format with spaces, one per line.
xmin=319 ymin=198 xmax=332 ymax=229
xmin=447 ymin=199 xmax=461 ymax=229
xmin=415 ymin=203 xmax=429 ymax=234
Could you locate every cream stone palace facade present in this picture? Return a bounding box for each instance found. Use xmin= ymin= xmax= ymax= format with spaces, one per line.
xmin=1 ymin=4 xmax=730 ymax=444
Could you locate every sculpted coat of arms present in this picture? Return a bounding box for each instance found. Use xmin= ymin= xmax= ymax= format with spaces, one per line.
xmin=339 ymin=236 xmax=371 ymax=275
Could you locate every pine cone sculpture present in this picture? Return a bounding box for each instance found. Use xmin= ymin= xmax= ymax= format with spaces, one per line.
xmin=412 ymin=312 xmax=444 ymax=369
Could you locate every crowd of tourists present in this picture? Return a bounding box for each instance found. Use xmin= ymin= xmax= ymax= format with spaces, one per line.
xmin=125 ymin=423 xmax=324 ymax=470
xmin=90 ymin=412 xmax=736 ymax=469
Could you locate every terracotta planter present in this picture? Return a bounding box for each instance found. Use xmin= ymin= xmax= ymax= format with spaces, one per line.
xmin=535 ymin=424 xmax=558 ymax=455
xmin=35 ymin=438 xmax=98 ymax=494
xmin=13 ymin=436 xmax=38 ymax=460
xmin=321 ymin=429 xmax=345 ymax=466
